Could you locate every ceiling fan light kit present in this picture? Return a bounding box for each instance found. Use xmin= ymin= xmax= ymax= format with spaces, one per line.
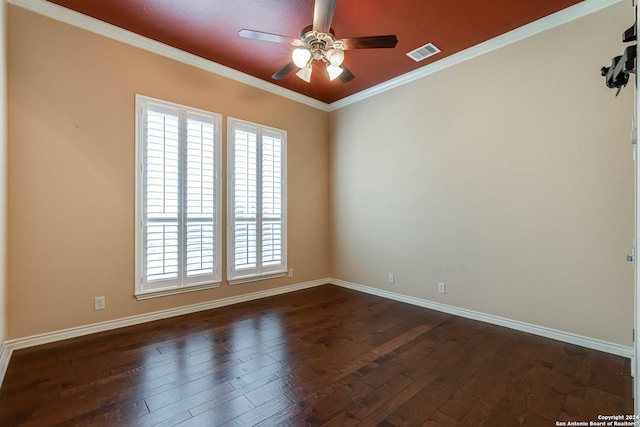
xmin=239 ymin=0 xmax=398 ymax=83
xmin=326 ymin=64 xmax=344 ymax=80
xmin=296 ymin=65 xmax=313 ymax=82
xmin=290 ymin=27 xmax=347 ymax=82
xmin=326 ymin=48 xmax=344 ymax=66
xmin=292 ymin=48 xmax=312 ymax=68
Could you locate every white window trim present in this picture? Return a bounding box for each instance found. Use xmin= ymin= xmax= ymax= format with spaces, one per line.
xmin=227 ymin=117 xmax=287 ymax=285
xmin=228 ymin=271 xmax=287 ymax=286
xmin=135 ymin=95 xmax=222 ymax=299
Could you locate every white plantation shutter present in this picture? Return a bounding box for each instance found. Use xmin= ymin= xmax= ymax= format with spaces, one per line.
xmin=232 ymin=126 xmax=258 ymax=271
xmin=136 ymin=96 xmax=222 ymax=298
xmin=228 ymin=118 xmax=287 ymax=283
xmin=185 ymin=113 xmax=217 ymax=281
xmin=145 ymin=105 xmax=180 ymax=284
xmin=261 ymin=131 xmax=283 ymax=266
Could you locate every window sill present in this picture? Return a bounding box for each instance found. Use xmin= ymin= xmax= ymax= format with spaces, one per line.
xmin=135 ymin=281 xmax=221 ymax=300
xmin=228 ymin=271 xmax=287 ymax=286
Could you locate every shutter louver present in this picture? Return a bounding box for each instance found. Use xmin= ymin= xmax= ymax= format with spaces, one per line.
xmin=261 ymin=133 xmax=282 ymax=267
xmin=186 ymin=114 xmax=216 ymax=279
xmin=145 ymin=109 xmax=180 ymax=282
xmin=233 ymin=127 xmax=258 ymax=271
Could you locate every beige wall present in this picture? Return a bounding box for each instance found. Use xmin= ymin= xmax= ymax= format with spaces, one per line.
xmin=7 ymin=6 xmax=330 ymax=339
xmin=330 ymin=2 xmax=634 ymax=345
xmin=0 ymin=0 xmax=6 ymax=344
xmin=6 ymin=1 xmax=636 ymax=348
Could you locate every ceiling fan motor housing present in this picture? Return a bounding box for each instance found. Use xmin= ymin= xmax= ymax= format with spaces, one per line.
xmin=300 ymin=25 xmax=343 ymax=63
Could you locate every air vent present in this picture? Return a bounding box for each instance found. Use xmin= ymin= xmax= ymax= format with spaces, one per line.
xmin=406 ymin=43 xmax=440 ymax=62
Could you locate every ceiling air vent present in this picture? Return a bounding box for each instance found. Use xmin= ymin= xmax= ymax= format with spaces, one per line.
xmin=406 ymin=43 xmax=440 ymax=62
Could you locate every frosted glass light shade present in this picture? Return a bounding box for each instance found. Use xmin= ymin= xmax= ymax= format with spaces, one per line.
xmin=292 ymin=48 xmax=312 ymax=68
xmin=326 ymin=64 xmax=343 ymax=81
xmin=325 ymin=48 xmax=344 ymax=66
xmin=296 ymin=66 xmax=312 ymax=82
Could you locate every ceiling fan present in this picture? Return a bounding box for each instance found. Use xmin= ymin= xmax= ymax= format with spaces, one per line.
xmin=239 ymin=0 xmax=398 ymax=83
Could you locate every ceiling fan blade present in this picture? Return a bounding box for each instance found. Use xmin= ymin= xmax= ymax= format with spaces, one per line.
xmin=339 ymin=64 xmax=355 ymax=83
xmin=313 ymin=0 xmax=338 ymax=34
xmin=272 ymin=61 xmax=298 ymax=80
xmin=341 ymin=35 xmax=399 ymax=50
xmin=239 ymin=29 xmax=298 ymax=45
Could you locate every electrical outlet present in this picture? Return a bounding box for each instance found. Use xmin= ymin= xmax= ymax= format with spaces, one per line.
xmin=388 ymin=274 xmax=394 ymax=284
xmin=288 ymin=268 xmax=294 ymax=278
xmin=94 ymin=296 xmax=105 ymax=311
xmin=438 ymin=282 xmax=446 ymax=294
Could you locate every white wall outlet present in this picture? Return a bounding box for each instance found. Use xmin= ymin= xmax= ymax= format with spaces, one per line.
xmin=438 ymin=282 xmax=446 ymax=294
xmin=388 ymin=273 xmax=394 ymax=284
xmin=288 ymin=268 xmax=294 ymax=278
xmin=94 ymin=296 xmax=105 ymax=311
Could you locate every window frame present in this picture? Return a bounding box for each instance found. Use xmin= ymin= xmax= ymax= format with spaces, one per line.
xmin=227 ymin=117 xmax=287 ymax=285
xmin=135 ymin=95 xmax=222 ymax=299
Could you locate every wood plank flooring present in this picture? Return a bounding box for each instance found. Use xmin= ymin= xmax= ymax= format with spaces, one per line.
xmin=0 ymin=285 xmax=633 ymax=426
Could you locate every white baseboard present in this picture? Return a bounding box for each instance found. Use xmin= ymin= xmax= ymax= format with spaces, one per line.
xmin=0 ymin=342 xmax=10 ymax=385
xmin=0 ymin=277 xmax=633 ymax=388
xmin=0 ymin=278 xmax=329 ymax=385
xmin=330 ymin=279 xmax=634 ymax=359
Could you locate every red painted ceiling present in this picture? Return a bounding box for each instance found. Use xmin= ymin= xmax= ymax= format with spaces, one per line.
xmin=45 ymin=0 xmax=583 ymax=104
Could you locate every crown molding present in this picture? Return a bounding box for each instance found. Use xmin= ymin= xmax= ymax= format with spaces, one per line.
xmin=327 ymin=0 xmax=625 ymax=110
xmin=8 ymin=0 xmax=330 ymax=111
xmin=9 ymin=0 xmax=624 ymax=112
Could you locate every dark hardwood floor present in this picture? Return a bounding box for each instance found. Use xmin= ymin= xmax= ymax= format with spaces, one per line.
xmin=0 ymin=285 xmax=633 ymax=426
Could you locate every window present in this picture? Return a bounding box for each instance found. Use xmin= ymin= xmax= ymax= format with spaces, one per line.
xmin=135 ymin=95 xmax=222 ymax=298
xmin=228 ymin=118 xmax=287 ymax=284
